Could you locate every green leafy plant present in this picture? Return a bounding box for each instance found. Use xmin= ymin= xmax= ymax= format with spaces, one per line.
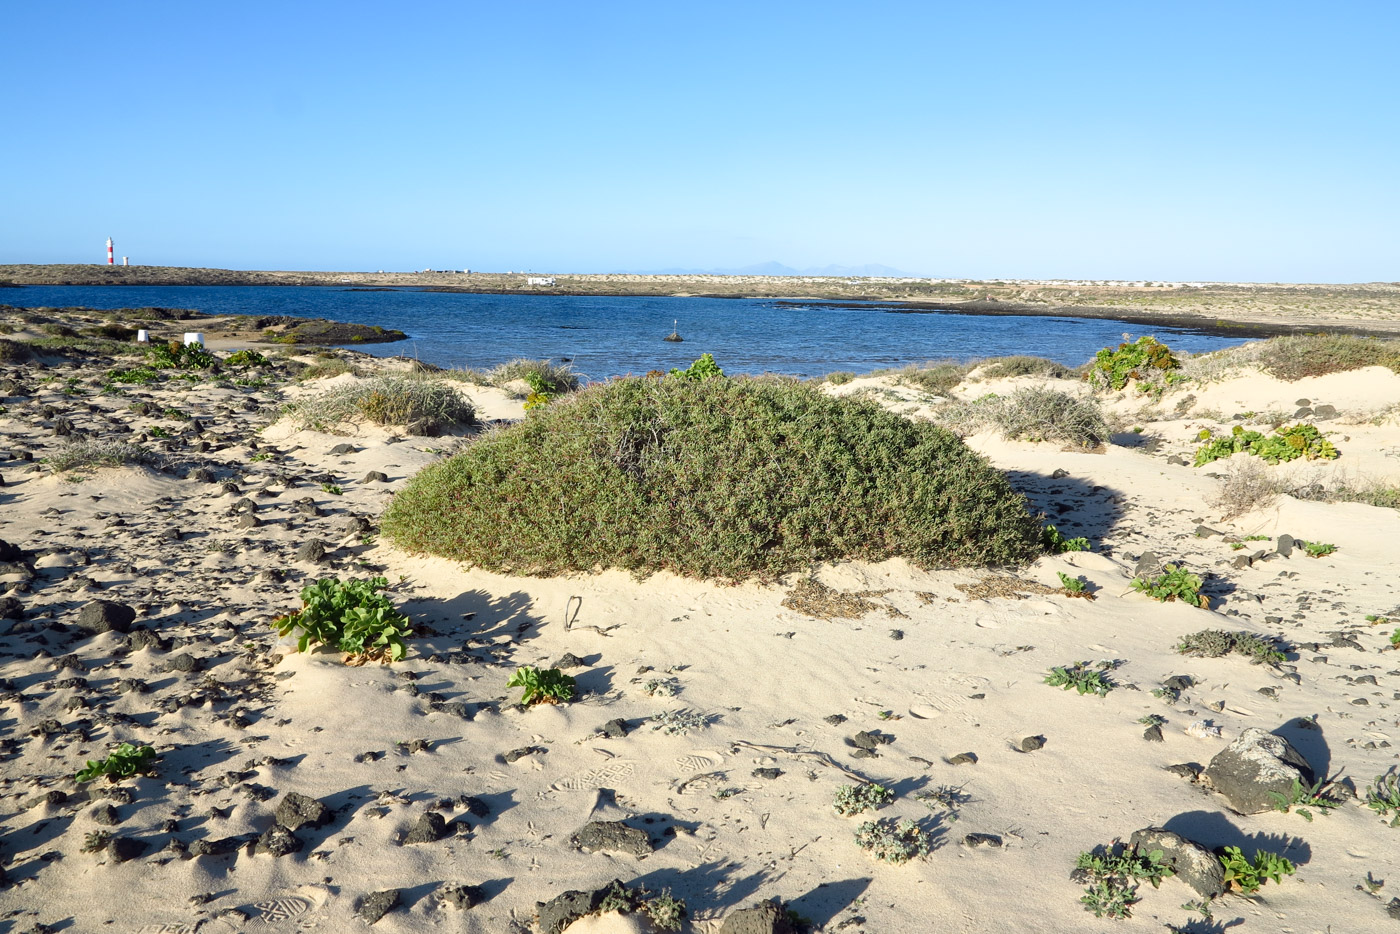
xmin=82 ymin=830 xmax=113 ymax=853
xmin=226 ymin=348 xmax=270 ymax=367
xmin=1218 ymin=846 xmax=1295 ymax=894
xmin=149 ymin=340 xmax=218 ymax=371
xmin=1088 ymin=335 xmax=1179 ymax=391
xmin=643 ymin=892 xmax=688 ymax=932
xmin=76 ymin=742 xmax=158 ymax=783
xmin=832 ymin=783 xmax=895 ymax=816
xmin=853 ymin=818 xmax=932 ymax=864
xmin=1043 ymin=524 xmax=1091 ymax=553
xmin=1268 ymin=777 xmax=1338 ymax=821
xmin=1131 ymin=564 xmax=1208 ymax=608
xmin=1302 ymin=540 xmax=1337 ymax=557
xmin=1045 ymin=661 xmax=1115 ymax=696
xmin=670 ymin=352 xmax=725 ymax=381
xmin=506 ymin=665 xmax=576 ymax=706
xmin=321 ymin=482 xmax=343 ymax=495
xmin=270 ymin=576 xmax=412 ymax=663
xmin=1194 ymin=423 xmax=1339 ymax=467
xmin=1057 ymin=571 xmax=1090 ymax=596
xmin=1073 ymin=842 xmax=1175 ymax=919
xmin=148 ymin=425 xmax=171 ymax=439
xmin=107 ymin=365 xmax=161 ymax=385
xmin=1366 ymin=771 xmax=1400 ymax=827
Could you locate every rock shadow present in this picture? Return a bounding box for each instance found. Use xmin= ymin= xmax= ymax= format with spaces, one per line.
xmin=1273 ymin=717 xmax=1331 ymax=779
xmin=630 ymin=859 xmax=772 ymax=915
xmin=418 ymin=589 xmax=545 ymax=660
xmin=786 ymin=877 xmax=872 ymax=930
xmin=1160 ymin=810 xmax=1312 ymax=866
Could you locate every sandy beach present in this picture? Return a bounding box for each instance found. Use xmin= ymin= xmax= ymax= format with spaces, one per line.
xmin=3 ymin=315 xmax=1400 ymax=933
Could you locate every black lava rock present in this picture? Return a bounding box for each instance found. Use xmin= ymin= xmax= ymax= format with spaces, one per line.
xmin=274 ymin=791 xmax=332 ymax=832
xmin=76 ymin=600 xmax=135 ymax=635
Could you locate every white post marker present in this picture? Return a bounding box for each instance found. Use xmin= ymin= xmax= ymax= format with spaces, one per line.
xmin=136 ymin=329 xmax=150 ymax=343
xmin=183 ymin=332 xmax=204 ymax=347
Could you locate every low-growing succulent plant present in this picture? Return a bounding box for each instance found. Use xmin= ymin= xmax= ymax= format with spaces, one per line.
xmin=1302 ymin=540 xmax=1337 ymax=557
xmin=1267 ymin=777 xmax=1339 ymax=821
xmin=853 ymin=817 xmax=932 ymax=864
xmin=1366 ymin=771 xmax=1400 ymax=827
xmin=832 ymin=782 xmax=895 ymax=817
xmin=1043 ymin=524 xmax=1091 ymax=553
xmin=76 ymin=742 xmax=158 ymax=783
xmin=649 ymin=709 xmax=710 ymax=735
xmin=270 ymin=576 xmax=412 ymax=663
xmin=1073 ymin=842 xmax=1175 ymax=919
xmin=506 ymin=665 xmax=576 ymax=706
xmin=1176 ymin=629 xmax=1286 ymax=665
xmin=1045 ymin=661 xmax=1115 ymax=696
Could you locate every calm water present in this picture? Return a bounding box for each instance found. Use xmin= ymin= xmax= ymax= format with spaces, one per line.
xmin=8 ymin=285 xmax=1249 ymax=381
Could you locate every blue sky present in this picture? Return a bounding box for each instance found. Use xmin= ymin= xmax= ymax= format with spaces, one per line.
xmin=3 ymin=1 xmax=1396 ymax=281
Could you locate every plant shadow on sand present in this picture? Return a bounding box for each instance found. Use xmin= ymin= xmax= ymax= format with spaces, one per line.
xmin=1160 ymin=811 xmax=1312 ymax=867
xmin=414 ymin=589 xmax=545 ymax=662
xmin=1002 ymin=470 xmax=1125 ymax=550
xmin=630 ymin=860 xmax=773 ymax=917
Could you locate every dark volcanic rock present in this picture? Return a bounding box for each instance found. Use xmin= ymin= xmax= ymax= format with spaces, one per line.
xmin=107 ymin=836 xmax=148 ymax=863
xmin=1129 ymin=827 xmax=1225 ymax=898
xmin=599 ymin=718 xmax=628 ymax=739
xmin=1203 ymin=727 xmax=1315 ymax=814
xmin=718 ymin=901 xmax=798 ymax=934
xmin=0 ymin=596 xmax=23 ymax=620
xmin=76 ymin=600 xmax=135 ymax=635
xmin=92 ymin=804 xmax=120 ymax=825
xmin=752 ymin=767 xmax=782 ymax=780
xmin=296 ymin=540 xmax=327 ymax=563
xmin=964 ymin=832 xmax=1002 ymax=847
xmin=165 ymin=653 xmax=203 ymax=673
xmin=570 ymin=820 xmax=652 ymax=857
xmin=402 ymin=812 xmax=448 ymax=844
xmin=1020 ymin=735 xmax=1046 ymax=752
xmin=438 ymin=882 xmax=484 ymax=910
xmin=357 ymin=889 xmax=400 ymax=925
xmin=552 ymin=652 xmax=586 ymax=669
xmin=537 ymin=885 xmax=609 ymax=934
xmin=363 ymin=470 xmax=389 ymax=483
xmin=274 ymin=791 xmax=332 ymax=831
xmin=255 ymin=824 xmax=302 ymax=857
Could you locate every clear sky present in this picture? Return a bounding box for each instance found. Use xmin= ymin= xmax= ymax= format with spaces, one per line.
xmin=3 ymin=1 xmax=1396 ymax=281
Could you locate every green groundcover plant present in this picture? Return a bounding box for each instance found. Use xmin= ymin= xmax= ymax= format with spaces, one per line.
xmin=271 ymin=576 xmax=412 ymax=663
xmin=382 ymin=375 xmax=1044 ymax=581
xmin=507 ymin=665 xmax=576 ymax=706
xmin=76 ymin=743 xmax=158 ymax=783
xmin=1194 ymin=423 xmax=1338 ymax=467
xmin=1132 ymin=564 xmax=1208 ymax=608
xmin=1087 ymin=335 xmax=1179 ymax=391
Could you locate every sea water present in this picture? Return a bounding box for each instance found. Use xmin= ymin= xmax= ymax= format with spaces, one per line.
xmin=7 ymin=285 xmax=1249 ymax=381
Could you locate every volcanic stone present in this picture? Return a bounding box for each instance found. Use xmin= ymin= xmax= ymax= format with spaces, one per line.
xmin=438 ymin=883 xmax=484 ymax=910
xmin=255 ymin=824 xmax=302 ymax=857
xmin=571 ymin=820 xmax=652 ymax=857
xmin=274 ymin=791 xmax=332 ymax=831
xmin=107 ymin=836 xmax=148 ymax=863
xmin=403 ymin=812 xmax=448 ymax=844
xmin=357 ymin=889 xmax=400 ymax=925
xmin=718 ymin=901 xmax=799 ymax=934
xmin=1203 ymin=727 xmax=1315 ymax=814
xmin=76 ymin=600 xmax=135 ymax=635
xmin=1129 ymin=827 xmax=1225 ymax=897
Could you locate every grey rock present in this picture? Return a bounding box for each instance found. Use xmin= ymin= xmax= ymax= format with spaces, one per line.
xmin=552 ymin=652 xmax=586 ymax=669
xmin=1166 ymin=454 xmax=1187 ymax=466
xmin=296 ymin=540 xmax=327 ymax=563
xmin=357 ymin=889 xmax=400 ymax=925
xmin=1203 ymin=727 xmax=1315 ymax=814
xmin=1051 ymin=468 xmax=1070 ymax=479
xmin=571 ymin=820 xmax=652 ymax=857
xmin=536 ymin=884 xmax=610 ymax=934
xmin=599 ymin=717 xmax=628 ymax=739
xmin=1314 ymin=404 xmax=1338 ymax=420
xmin=0 ymin=596 xmax=23 ymax=620
xmin=402 ymin=812 xmax=448 ymax=844
xmin=502 ymin=746 xmax=536 ymax=763
xmin=363 ymin=470 xmax=389 ymax=483
xmin=948 ymin=752 xmax=978 ymax=765
xmin=718 ymin=901 xmax=798 ymax=934
xmin=92 ymin=804 xmax=120 ymax=825
xmin=128 ymin=629 xmax=169 ymax=652
xmin=1195 ymin=525 xmax=1224 ymax=539
xmin=1020 ymin=735 xmax=1046 ymax=752
xmin=0 ymin=538 xmax=26 ymax=562
xmin=1133 ymin=551 xmax=1163 ymax=578
xmin=330 ymin=443 xmax=357 ymax=455
xmin=255 ymin=824 xmax=302 ymax=857
xmin=165 ymin=653 xmax=202 ymax=673
xmin=190 ymin=467 xmax=217 ymax=483
xmin=1143 ymin=724 xmax=1165 ymax=742
xmin=1276 ymin=534 xmax=1298 ymax=558
xmin=107 ymin=836 xmax=148 ymax=863
xmin=274 ymin=791 xmax=332 ymax=831
xmin=437 ymin=883 xmax=484 ymax=910
xmin=1129 ymin=827 xmax=1225 ymax=897
xmin=823 ymin=714 xmax=847 ymax=725
xmin=964 ymin=832 xmax=1002 ymax=847
xmin=752 ymin=767 xmax=782 ymax=780
xmin=236 ymin=513 xmax=261 ymax=529
xmin=76 ymin=600 xmax=135 ymax=635
xmin=851 ymin=730 xmax=893 ymax=751
xmin=1294 ymin=398 xmax=1311 ymax=406
xmin=458 ymin=795 xmax=490 ymax=818
xmin=405 ymin=418 xmax=441 ymax=437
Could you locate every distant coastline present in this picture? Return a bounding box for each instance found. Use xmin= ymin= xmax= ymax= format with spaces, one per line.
xmin=3 ymin=263 xmax=1399 ymax=337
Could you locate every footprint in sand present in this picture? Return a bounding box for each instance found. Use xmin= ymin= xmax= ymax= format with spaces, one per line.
xmin=550 ymin=760 xmax=636 ymax=792
xmin=675 ymin=751 xmax=725 ymax=773
xmin=138 ymin=926 xmax=203 ymax=934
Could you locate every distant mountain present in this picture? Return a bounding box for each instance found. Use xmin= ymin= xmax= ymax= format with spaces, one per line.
xmin=635 ymin=261 xmax=915 ymax=278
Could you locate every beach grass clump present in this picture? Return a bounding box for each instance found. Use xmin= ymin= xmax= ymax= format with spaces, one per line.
xmin=46 ymin=440 xmax=160 ymax=472
xmin=280 ymin=375 xmax=474 ymax=433
xmin=936 ymin=387 xmax=1109 ymax=448
xmin=0 ymin=338 xmax=32 ymax=364
xmin=1255 ymin=333 xmax=1400 ymax=381
xmin=975 ymin=355 xmax=1074 ymax=380
xmin=486 ymin=358 xmax=580 ymax=394
xmin=877 ymin=360 xmax=970 ymax=396
xmin=1211 ymin=456 xmax=1282 ymax=518
xmin=381 ymin=376 xmax=1044 ymax=581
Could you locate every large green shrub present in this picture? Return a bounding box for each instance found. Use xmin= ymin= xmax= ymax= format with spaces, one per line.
xmin=1087 ymin=336 xmax=1178 ymax=390
xmin=381 ymin=376 xmax=1044 ymax=581
xmin=1255 ymin=334 xmax=1400 ymax=381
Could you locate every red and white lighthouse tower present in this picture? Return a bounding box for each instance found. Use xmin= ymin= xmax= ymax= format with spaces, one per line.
xmin=106 ymin=237 xmax=114 ymax=265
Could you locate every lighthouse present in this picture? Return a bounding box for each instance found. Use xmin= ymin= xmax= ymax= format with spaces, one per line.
xmin=106 ymin=237 xmax=114 ymax=265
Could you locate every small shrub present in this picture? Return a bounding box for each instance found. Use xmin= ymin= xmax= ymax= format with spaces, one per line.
xmin=46 ymin=440 xmax=159 ymax=472
xmin=1073 ymin=843 xmax=1174 ymax=920
xmin=832 ymin=783 xmax=895 ymax=817
xmin=1194 ymin=423 xmax=1338 ymax=466
xmin=1087 ymin=336 xmax=1179 ymax=391
xmin=226 ymin=349 xmax=271 ymax=367
xmin=938 ymin=388 xmax=1109 ymax=448
xmin=321 ymin=482 xmax=343 ymax=495
xmin=487 ymin=358 xmax=579 ymax=394
xmin=824 ymin=371 xmax=856 ymax=385
xmin=1175 ymin=628 xmax=1286 ymax=665
xmin=1057 ymin=572 xmax=1092 ymax=597
xmin=506 ymin=665 xmax=576 ymax=706
xmin=149 ymin=340 xmax=217 ymax=370
xmin=81 ymin=323 xmax=136 ymax=341
xmin=1131 ymin=564 xmax=1207 ymax=608
xmin=643 ymin=892 xmax=687 ymax=931
xmin=853 ymin=818 xmax=932 ymax=864
xmin=0 ymin=338 xmax=34 ymax=363
xmin=76 ymin=742 xmax=158 ymax=783
xmin=880 ymin=360 xmax=969 ymax=396
xmin=270 ymin=576 xmax=412 ymax=663
xmin=1255 ymin=333 xmax=1400 ymax=381
xmin=976 ymin=355 xmax=1073 ymax=380
xmin=1210 ymin=456 xmax=1281 ymax=518
xmin=670 ymin=352 xmax=725 ymax=381
xmin=1045 ymin=662 xmax=1114 ymax=696
xmin=1302 ymin=540 xmax=1336 ymax=558
xmin=280 ymin=375 xmax=474 ymax=433
xmin=382 ymin=376 xmax=1043 ymax=581
xmin=1218 ymin=846 xmax=1294 ymax=894
xmin=649 ymin=709 xmax=710 ymax=735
